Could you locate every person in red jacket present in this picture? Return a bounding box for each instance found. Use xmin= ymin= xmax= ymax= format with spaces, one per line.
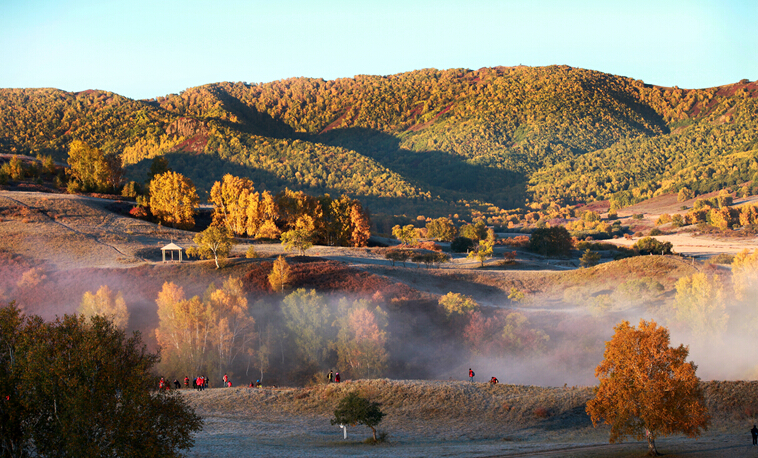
xmin=469 ymin=368 xmax=475 ymax=382
xmin=335 ymin=372 xmax=340 ymax=383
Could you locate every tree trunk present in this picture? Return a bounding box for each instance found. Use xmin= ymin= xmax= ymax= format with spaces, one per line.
xmin=646 ymin=429 xmax=659 ymax=456
xmin=370 ymin=426 xmax=377 ymax=442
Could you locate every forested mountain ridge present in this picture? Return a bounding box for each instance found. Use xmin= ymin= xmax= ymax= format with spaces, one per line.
xmin=2 ymin=66 xmax=757 ymax=216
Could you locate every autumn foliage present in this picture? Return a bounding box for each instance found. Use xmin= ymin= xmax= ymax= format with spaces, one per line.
xmin=586 ymin=320 xmax=709 ymax=456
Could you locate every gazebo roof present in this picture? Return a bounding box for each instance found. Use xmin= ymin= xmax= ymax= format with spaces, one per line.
xmin=161 ymin=242 xmax=183 ymax=251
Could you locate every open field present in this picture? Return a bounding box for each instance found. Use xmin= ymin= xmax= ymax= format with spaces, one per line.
xmin=181 ymin=379 xmax=758 ymax=458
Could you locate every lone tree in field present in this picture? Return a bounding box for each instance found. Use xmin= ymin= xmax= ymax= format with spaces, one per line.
xmin=331 ymin=392 xmax=385 ymax=442
xmin=586 ymin=320 xmax=709 ymax=456
xmin=187 ymin=226 xmax=236 ymax=269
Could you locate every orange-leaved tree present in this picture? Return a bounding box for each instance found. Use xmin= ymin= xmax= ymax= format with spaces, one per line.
xmin=586 ymin=320 xmax=709 ymax=456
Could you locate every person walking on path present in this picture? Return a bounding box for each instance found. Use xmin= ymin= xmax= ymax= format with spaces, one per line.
xmin=335 ymin=372 xmax=340 ymax=383
xmin=327 ymin=370 xmax=334 ymax=383
xmin=751 ymin=425 xmax=758 ymax=445
xmin=469 ymin=368 xmax=475 ymax=382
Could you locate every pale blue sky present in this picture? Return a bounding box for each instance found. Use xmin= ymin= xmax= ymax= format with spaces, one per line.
xmin=1 ymin=0 xmax=756 ymax=100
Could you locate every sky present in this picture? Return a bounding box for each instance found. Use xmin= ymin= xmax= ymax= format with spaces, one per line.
xmin=1 ymin=0 xmax=756 ymax=100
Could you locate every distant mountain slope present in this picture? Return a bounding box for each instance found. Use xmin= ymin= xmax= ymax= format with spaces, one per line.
xmin=2 ymin=67 xmax=757 ymax=215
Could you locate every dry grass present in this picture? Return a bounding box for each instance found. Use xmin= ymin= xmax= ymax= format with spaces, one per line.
xmin=183 ymin=379 xmax=596 ymax=439
xmin=180 ymin=379 xmax=758 ymax=457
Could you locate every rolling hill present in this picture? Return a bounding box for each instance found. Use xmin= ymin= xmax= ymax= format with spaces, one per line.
xmin=2 ymin=66 xmax=757 ymax=216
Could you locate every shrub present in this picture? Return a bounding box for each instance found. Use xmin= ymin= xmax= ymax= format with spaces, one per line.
xmin=529 ymin=227 xmax=572 ymax=257
xmin=708 ymin=253 xmax=734 ymax=265
xmin=656 ymin=214 xmax=672 ymax=226
xmin=246 ymin=245 xmax=260 ymax=258
xmin=649 ymin=228 xmax=663 ymax=236
xmin=632 ymin=237 xmax=673 ymax=255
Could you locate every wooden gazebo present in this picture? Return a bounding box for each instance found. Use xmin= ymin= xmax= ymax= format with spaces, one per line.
xmin=161 ymin=242 xmax=183 ymax=263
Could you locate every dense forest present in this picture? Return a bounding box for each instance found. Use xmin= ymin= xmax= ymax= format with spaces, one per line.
xmin=1 ymin=66 xmax=757 ymax=217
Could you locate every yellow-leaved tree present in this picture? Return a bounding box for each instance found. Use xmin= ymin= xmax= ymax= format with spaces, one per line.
xmin=149 ymin=171 xmax=199 ymax=229
xmin=438 ymin=292 xmax=479 ymax=317
xmin=673 ymin=272 xmax=728 ymax=339
xmin=78 ymin=285 xmax=129 ymax=330
xmin=207 ymin=277 xmax=256 ymax=376
xmin=586 ymin=320 xmax=709 ymax=456
xmin=732 ymin=249 xmax=758 ymax=301
xmin=209 ymin=174 xmax=256 ymax=235
xmin=187 ymin=226 xmax=235 ymax=269
xmin=268 ymin=256 xmax=291 ymax=293
xmin=154 ymin=282 xmax=214 ymax=376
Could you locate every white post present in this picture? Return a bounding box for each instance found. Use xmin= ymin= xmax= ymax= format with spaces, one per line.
xmin=340 ymin=424 xmax=347 ymax=439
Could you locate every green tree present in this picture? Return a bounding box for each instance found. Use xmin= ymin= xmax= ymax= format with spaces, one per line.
xmin=391 ymin=224 xmax=418 ymax=245
xmin=677 ymin=187 xmax=694 ymax=202
xmin=0 ymin=304 xmax=203 ymax=458
xmin=529 ymin=226 xmax=573 ymax=256
xmin=426 ymin=217 xmax=457 ymax=242
xmin=187 ymin=226 xmax=236 ymax=269
xmin=632 ymin=237 xmax=673 ymax=255
xmin=148 ymin=156 xmax=170 ymax=181
xmin=450 ymin=236 xmax=475 ymax=253
xmin=467 ymin=228 xmax=495 ymax=267
xmin=281 ymin=215 xmax=315 ymax=255
xmin=281 ymin=289 xmax=332 ymax=367
xmin=149 ymin=171 xmax=199 ymax=229
xmin=580 ymin=249 xmax=601 ymax=268
xmin=586 ymin=320 xmax=709 ymax=456
xmin=459 ymin=220 xmax=487 ymax=241
xmin=384 ymin=248 xmax=412 ymax=267
xmin=330 ymin=392 xmax=385 ymax=442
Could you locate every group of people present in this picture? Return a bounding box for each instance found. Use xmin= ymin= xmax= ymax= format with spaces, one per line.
xmin=193 ymin=375 xmax=208 ymax=390
xmin=327 ymin=370 xmax=341 ymax=383
xmin=158 ymin=375 xmax=207 ymax=391
xmin=468 ymin=368 xmax=499 ymax=385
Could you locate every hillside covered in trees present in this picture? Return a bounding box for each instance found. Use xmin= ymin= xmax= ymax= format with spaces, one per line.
xmin=2 ymin=66 xmax=757 ymax=216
